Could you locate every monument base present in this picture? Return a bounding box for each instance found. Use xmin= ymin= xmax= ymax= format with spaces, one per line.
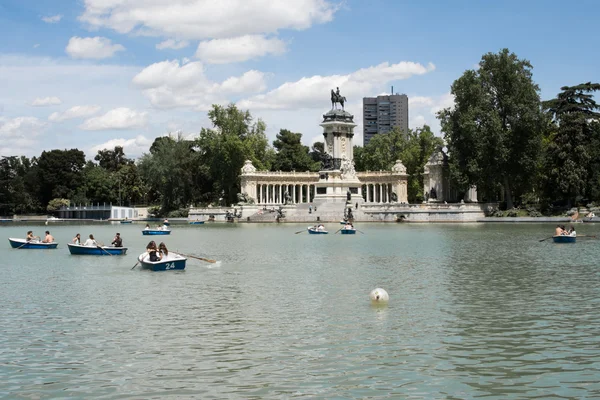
xmin=312 ymin=169 xmax=363 ymax=204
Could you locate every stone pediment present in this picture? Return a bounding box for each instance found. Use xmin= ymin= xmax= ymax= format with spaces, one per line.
xmin=241 ymin=160 xmax=257 ymax=174
xmin=391 ymin=160 xmax=407 ymax=174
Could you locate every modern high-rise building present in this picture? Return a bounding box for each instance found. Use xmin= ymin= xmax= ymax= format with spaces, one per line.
xmin=363 ymin=93 xmax=409 ymax=146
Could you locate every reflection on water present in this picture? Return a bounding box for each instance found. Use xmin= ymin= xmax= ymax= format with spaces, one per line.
xmin=1 ymin=222 xmax=600 ymax=398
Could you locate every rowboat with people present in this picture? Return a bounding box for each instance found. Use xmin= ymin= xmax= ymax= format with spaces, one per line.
xmin=308 ymin=225 xmax=328 ymax=234
xmin=137 ymin=252 xmax=187 ymax=271
xmin=340 ymin=226 xmax=356 ymax=234
xmin=189 ymin=220 xmax=205 ymax=225
xmin=67 ymin=243 xmax=128 ymax=255
xmin=552 ymin=235 xmax=576 ymax=243
xmin=142 ymin=229 xmax=171 ymax=235
xmin=120 ymin=220 xmax=133 ymax=224
xmin=9 ymin=238 xmax=58 ymax=249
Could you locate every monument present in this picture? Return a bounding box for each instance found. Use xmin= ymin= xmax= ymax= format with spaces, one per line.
xmin=314 ymin=87 xmax=363 ymax=204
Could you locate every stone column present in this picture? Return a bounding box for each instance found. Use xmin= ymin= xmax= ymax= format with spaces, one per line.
xmin=292 ymin=184 xmax=296 ymax=204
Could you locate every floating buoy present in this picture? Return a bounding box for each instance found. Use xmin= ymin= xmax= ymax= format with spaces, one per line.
xmin=369 ymin=288 xmax=389 ymax=304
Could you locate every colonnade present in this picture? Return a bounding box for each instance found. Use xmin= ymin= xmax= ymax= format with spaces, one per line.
xmin=256 ymin=183 xmax=316 ymax=204
xmin=361 ymin=183 xmax=395 ymax=203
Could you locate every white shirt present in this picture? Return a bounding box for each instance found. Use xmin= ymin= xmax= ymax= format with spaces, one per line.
xmin=83 ymin=239 xmax=97 ymax=247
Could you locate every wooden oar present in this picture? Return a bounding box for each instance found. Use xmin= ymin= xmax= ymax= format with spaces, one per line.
xmin=334 ymin=228 xmax=343 ymax=234
xmin=294 ymin=229 xmax=305 ymax=234
xmin=539 ymin=236 xmax=553 ymax=242
xmin=16 ymin=240 xmax=32 ymax=249
xmin=131 ymin=261 xmax=139 ymax=270
xmin=174 ymin=252 xmax=216 ymax=263
xmin=578 ymin=235 xmax=597 ymax=239
xmin=356 ymin=229 xmax=365 ymax=234
xmin=96 ymin=242 xmax=113 ymax=256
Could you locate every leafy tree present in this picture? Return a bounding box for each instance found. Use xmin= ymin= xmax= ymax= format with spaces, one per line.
xmin=541 ymin=82 xmax=600 ymax=206
xmin=94 ymin=146 xmax=133 ymax=172
xmin=138 ymin=134 xmax=200 ymax=212
xmin=309 ymin=141 xmax=327 ymax=167
xmin=359 ymin=127 xmax=407 ymax=171
xmin=47 ymin=198 xmax=70 ymax=213
xmin=353 ymin=145 xmax=364 ymax=171
xmin=196 ymin=104 xmax=272 ymax=205
xmin=438 ymin=48 xmax=546 ymax=208
xmin=272 ymin=129 xmax=318 ymax=172
xmin=0 ymin=156 xmax=41 ymax=215
xmin=36 ymin=149 xmax=86 ymax=206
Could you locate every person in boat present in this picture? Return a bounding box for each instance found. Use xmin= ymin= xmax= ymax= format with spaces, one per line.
xmin=317 ymin=224 xmax=325 ymax=232
xmin=111 ymin=232 xmax=123 ymax=247
xmin=588 ymin=212 xmax=595 ymax=219
xmin=158 ymin=242 xmax=169 ymax=260
xmin=164 ymin=218 xmax=169 ymax=224
xmin=146 ymin=241 xmax=160 ymax=262
xmin=42 ymin=230 xmax=54 ymax=243
xmin=26 ymin=231 xmax=40 ymax=242
xmin=83 ymin=234 xmax=98 ymax=247
xmin=554 ymin=225 xmax=563 ymax=236
xmin=72 ymin=233 xmax=81 ymax=245
xmin=560 ymin=225 xmax=568 ymax=235
xmin=144 ymin=224 xmax=150 ymax=230
xmin=568 ymin=226 xmax=576 ymax=236
xmin=162 ymin=223 xmax=169 ymax=230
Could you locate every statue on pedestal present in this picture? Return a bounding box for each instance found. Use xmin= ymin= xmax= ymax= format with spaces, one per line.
xmin=330 ymin=87 xmax=347 ymax=110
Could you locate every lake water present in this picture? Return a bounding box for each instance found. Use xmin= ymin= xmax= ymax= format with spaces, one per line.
xmin=1 ymin=222 xmax=600 ymax=399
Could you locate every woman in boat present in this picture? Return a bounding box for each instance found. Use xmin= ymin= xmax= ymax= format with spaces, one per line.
xmin=26 ymin=231 xmax=39 ymax=242
xmin=144 ymin=224 xmax=150 ymax=230
xmin=72 ymin=233 xmax=81 ymax=245
xmin=83 ymin=234 xmax=97 ymax=247
xmin=158 ymin=242 xmax=169 ymax=260
xmin=146 ymin=241 xmax=160 ymax=261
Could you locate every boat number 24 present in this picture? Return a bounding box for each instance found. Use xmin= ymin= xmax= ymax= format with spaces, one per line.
xmin=164 ymin=262 xmax=175 ymax=270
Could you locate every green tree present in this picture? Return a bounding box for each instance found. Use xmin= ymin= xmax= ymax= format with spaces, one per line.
xmin=438 ymin=48 xmax=546 ymax=208
xmin=0 ymin=156 xmax=41 ymax=215
xmin=401 ymin=126 xmax=444 ymax=203
xmin=272 ymin=129 xmax=318 ymax=172
xmin=138 ymin=134 xmax=200 ymax=213
xmin=196 ymin=104 xmax=272 ymax=205
xmin=36 ymin=149 xmax=86 ymax=207
xmin=94 ymin=146 xmax=133 ymax=172
xmin=541 ymin=82 xmax=600 ymax=206
xmin=47 ymin=198 xmax=70 ymax=213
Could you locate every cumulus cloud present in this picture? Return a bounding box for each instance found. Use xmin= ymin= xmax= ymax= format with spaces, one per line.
xmin=66 ymin=36 xmax=125 ymax=59
xmin=196 ymin=35 xmax=286 ymax=64
xmin=80 ymin=108 xmax=147 ymax=130
xmin=238 ymin=61 xmax=436 ymax=110
xmin=79 ymin=0 xmax=338 ymax=39
xmin=42 ymin=14 xmax=63 ymax=23
xmin=49 ymin=105 xmax=102 ymax=122
xmin=30 ymin=96 xmax=62 ymax=107
xmin=156 ymin=39 xmax=189 ymax=50
xmin=407 ymin=93 xmax=454 ymax=134
xmin=132 ymin=60 xmax=266 ymax=110
xmin=90 ymin=135 xmax=152 ymax=157
xmin=0 ymin=117 xmax=47 ymax=155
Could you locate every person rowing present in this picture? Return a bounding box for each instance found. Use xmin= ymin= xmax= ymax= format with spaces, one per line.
xmin=26 ymin=231 xmax=40 ymax=242
xmin=111 ymin=232 xmax=123 ymax=247
xmin=146 ymin=241 xmax=160 ymax=261
xmin=83 ymin=234 xmax=98 ymax=247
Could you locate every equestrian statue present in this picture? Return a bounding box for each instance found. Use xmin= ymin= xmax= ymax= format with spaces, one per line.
xmin=331 ymin=87 xmax=346 ymax=110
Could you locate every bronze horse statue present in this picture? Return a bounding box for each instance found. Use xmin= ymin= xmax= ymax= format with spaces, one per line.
xmin=331 ymin=88 xmax=346 ymax=110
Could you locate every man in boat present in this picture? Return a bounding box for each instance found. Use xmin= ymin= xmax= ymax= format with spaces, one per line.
xmin=554 ymin=225 xmax=563 ymax=236
xmin=41 ymin=230 xmax=54 ymax=243
xmin=26 ymin=231 xmax=39 ymax=242
xmin=111 ymin=232 xmax=123 ymax=247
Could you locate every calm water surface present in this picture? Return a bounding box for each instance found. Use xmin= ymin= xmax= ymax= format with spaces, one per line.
xmin=1 ymin=222 xmax=600 ymax=399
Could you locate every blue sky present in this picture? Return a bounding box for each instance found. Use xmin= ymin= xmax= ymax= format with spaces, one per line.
xmin=0 ymin=0 xmax=598 ymax=158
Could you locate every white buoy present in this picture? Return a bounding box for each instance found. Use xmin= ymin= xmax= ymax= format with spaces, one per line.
xmin=369 ymin=288 xmax=389 ymax=304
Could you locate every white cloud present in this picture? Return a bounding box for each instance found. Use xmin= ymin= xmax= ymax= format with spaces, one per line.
xmin=66 ymin=36 xmax=125 ymax=59
xmin=90 ymin=135 xmax=152 ymax=157
xmin=33 ymin=44 xmax=40 ymax=49
xmin=407 ymin=93 xmax=454 ymax=134
xmin=196 ymin=35 xmax=286 ymax=64
xmin=156 ymin=39 xmax=189 ymax=50
xmin=42 ymin=14 xmax=63 ymax=23
xmin=79 ymin=0 xmax=338 ymax=40
xmin=238 ymin=61 xmax=435 ymax=110
xmin=49 ymin=105 xmax=102 ymax=122
xmin=0 ymin=117 xmax=47 ymax=155
xmin=132 ymin=60 xmax=266 ymax=110
xmin=80 ymin=108 xmax=147 ymax=130
xmin=30 ymin=96 xmax=62 ymax=106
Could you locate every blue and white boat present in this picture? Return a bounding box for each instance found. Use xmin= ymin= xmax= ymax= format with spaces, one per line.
xmin=308 ymin=226 xmax=328 ymax=234
xmin=120 ymin=220 xmax=133 ymax=224
xmin=142 ymin=229 xmax=171 ymax=236
xmin=67 ymin=243 xmax=127 ymax=255
xmin=189 ymin=220 xmax=205 ymax=225
xmin=137 ymin=252 xmax=186 ymax=271
xmin=340 ymin=227 xmax=356 ymax=235
xmin=9 ymin=238 xmax=58 ymax=249
xmin=553 ymin=235 xmax=576 ymax=243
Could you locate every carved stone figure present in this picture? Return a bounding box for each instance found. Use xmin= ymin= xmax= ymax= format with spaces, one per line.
xmin=347 ymin=189 xmax=352 ymax=202
xmin=241 ymin=160 xmax=257 ymax=174
xmin=236 ymin=192 xmax=255 ymax=204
